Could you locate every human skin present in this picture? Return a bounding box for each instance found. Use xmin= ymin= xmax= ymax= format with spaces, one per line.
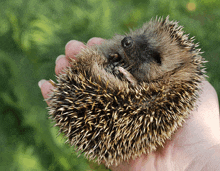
xmin=39 ymin=38 xmax=220 ymax=171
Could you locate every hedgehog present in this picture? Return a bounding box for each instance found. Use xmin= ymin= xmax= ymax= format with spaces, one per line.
xmin=47 ymin=16 xmax=206 ymax=167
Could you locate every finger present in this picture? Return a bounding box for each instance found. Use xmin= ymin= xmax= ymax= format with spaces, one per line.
xmin=38 ymin=79 xmax=54 ymax=105
xmin=55 ymin=55 xmax=70 ymax=75
xmin=87 ymin=37 xmax=105 ymax=47
xmin=65 ymin=40 xmax=86 ymax=60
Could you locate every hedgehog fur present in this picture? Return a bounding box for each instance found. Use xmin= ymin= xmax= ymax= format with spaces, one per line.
xmin=48 ymin=16 xmax=206 ymax=167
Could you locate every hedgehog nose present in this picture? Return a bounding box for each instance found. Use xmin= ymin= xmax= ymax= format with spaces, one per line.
xmin=121 ymin=36 xmax=133 ymax=48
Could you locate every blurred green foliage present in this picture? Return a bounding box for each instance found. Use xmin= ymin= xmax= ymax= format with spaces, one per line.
xmin=0 ymin=0 xmax=220 ymax=170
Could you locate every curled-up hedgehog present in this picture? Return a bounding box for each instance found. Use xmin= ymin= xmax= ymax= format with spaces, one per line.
xmin=48 ymin=16 xmax=206 ymax=167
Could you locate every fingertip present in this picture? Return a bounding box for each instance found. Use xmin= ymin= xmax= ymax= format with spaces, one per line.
xmin=39 ymin=80 xmax=54 ymax=100
xmin=55 ymin=55 xmax=66 ymax=64
xmin=38 ymin=79 xmax=47 ymax=89
xmin=65 ymin=40 xmax=86 ymax=60
xmin=55 ymin=56 xmax=70 ymax=75
xmin=87 ymin=37 xmax=105 ymax=47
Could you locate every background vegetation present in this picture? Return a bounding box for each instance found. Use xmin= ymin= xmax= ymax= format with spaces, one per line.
xmin=1 ymin=0 xmax=219 ymax=170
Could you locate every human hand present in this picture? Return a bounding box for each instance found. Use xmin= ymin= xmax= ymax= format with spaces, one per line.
xmin=39 ymin=38 xmax=220 ymax=171
xmin=110 ymin=80 xmax=220 ymax=171
xmin=38 ymin=38 xmax=104 ymax=105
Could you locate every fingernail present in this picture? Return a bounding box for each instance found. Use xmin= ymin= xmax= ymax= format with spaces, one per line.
xmin=65 ymin=40 xmax=79 ymax=48
xmin=38 ymin=79 xmax=46 ymax=88
xmin=55 ymin=55 xmax=65 ymax=64
xmin=87 ymin=37 xmax=105 ymax=46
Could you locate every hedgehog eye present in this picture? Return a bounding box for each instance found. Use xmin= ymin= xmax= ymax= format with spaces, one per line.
xmin=121 ymin=36 xmax=133 ymax=48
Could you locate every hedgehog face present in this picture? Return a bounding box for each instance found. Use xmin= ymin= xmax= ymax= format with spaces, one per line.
xmin=100 ymin=18 xmax=198 ymax=84
xmin=103 ymin=33 xmax=162 ymax=83
xmin=121 ymin=35 xmax=161 ymax=65
xmin=120 ymin=34 xmax=162 ymax=82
